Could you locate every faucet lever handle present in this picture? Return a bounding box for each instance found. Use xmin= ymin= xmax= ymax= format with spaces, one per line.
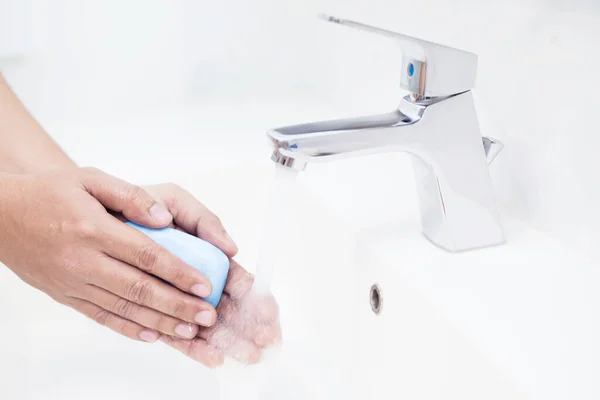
xmin=318 ymin=14 xmax=478 ymax=98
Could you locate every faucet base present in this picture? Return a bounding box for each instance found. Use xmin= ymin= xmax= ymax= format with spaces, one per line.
xmin=267 ymin=91 xmax=505 ymax=253
xmin=409 ymin=92 xmax=505 ymax=252
xmin=422 ymin=232 xmax=506 ymax=253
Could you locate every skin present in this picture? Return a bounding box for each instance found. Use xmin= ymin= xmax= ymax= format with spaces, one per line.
xmin=0 ymin=74 xmax=73 ymax=173
xmin=0 ymin=74 xmax=280 ymax=367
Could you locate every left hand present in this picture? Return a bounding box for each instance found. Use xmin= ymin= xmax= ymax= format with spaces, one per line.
xmin=142 ymin=184 xmax=282 ymax=367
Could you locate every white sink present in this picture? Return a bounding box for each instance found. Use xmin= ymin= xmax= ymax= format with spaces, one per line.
xmin=2 ymin=102 xmax=598 ymax=399
xmin=300 ymin=154 xmax=600 ymax=400
xmin=353 ymin=214 xmax=600 ymax=400
xmin=4 ymin=161 xmax=586 ymax=400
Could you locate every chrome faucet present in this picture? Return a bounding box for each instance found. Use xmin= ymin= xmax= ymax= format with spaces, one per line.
xmin=267 ymin=15 xmax=505 ymax=252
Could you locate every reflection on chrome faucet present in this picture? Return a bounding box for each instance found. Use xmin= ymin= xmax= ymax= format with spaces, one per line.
xmin=266 ymin=15 xmax=505 ymax=252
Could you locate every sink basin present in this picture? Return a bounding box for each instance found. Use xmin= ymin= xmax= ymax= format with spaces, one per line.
xmin=1 ymin=156 xmax=598 ymax=399
xmin=353 ymin=216 xmax=600 ymax=400
xmin=299 ymin=153 xmax=600 ymax=400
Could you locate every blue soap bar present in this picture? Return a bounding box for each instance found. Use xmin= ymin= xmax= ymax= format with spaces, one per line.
xmin=126 ymin=221 xmax=230 ymax=307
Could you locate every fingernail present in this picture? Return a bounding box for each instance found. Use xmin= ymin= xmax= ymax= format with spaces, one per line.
xmin=191 ymin=283 xmax=211 ymax=298
xmin=149 ymin=203 xmax=172 ymax=223
xmin=195 ymin=310 xmax=215 ymax=327
xmin=139 ymin=330 xmax=159 ymax=343
xmin=175 ymin=323 xmax=197 ymax=339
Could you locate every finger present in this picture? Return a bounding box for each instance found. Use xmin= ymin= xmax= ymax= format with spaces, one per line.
xmin=159 ymin=335 xmax=224 ymax=368
xmin=69 ymin=297 xmax=159 ymax=343
xmin=110 ymin=210 xmax=179 ymax=230
xmin=223 ymin=260 xmax=254 ymax=300
xmin=216 ymin=294 xmax=281 ymax=347
xmin=100 ymin=217 xmax=214 ymax=299
xmin=224 ymin=261 xmax=280 ymax=324
xmin=74 ymin=284 xmax=199 ymax=339
xmin=80 ymin=167 xmax=172 ymax=227
xmin=198 ymin=323 xmax=263 ymax=365
xmin=150 ymin=184 xmax=237 ymax=257
xmin=93 ymin=255 xmax=217 ymax=327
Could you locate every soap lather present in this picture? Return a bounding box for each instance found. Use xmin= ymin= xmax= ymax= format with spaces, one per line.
xmin=126 ymin=222 xmax=230 ymax=307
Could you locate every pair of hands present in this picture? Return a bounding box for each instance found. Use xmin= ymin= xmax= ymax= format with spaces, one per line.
xmin=0 ymin=167 xmax=280 ymax=367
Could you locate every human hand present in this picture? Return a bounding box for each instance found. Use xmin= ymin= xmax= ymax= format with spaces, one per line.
xmin=142 ymin=184 xmax=281 ymax=368
xmin=161 ymin=261 xmax=281 ymax=367
xmin=0 ymin=168 xmax=234 ymax=343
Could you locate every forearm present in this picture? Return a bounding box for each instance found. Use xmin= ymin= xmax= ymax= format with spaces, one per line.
xmin=0 ymin=74 xmax=76 ymax=173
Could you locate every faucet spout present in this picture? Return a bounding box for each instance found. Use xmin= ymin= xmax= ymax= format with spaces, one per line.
xmin=268 ymin=95 xmax=428 ymax=169
xmin=266 ymin=91 xmax=505 ymax=252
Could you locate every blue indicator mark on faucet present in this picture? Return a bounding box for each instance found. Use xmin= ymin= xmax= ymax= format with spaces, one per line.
xmin=290 ymin=144 xmax=298 ymax=149
xmin=408 ymin=63 xmax=415 ymax=77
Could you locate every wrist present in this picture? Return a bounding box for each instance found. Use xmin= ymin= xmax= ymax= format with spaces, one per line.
xmin=0 ymin=75 xmax=77 ymax=174
xmin=0 ymin=171 xmax=16 ymax=202
xmin=0 ymin=152 xmax=76 ymax=174
xmin=0 ymin=172 xmax=21 ymax=268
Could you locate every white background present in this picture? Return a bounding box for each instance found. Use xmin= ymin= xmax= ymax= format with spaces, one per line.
xmin=1 ymin=2 xmax=600 ymax=398
xmin=2 ymin=0 xmax=599 ymax=260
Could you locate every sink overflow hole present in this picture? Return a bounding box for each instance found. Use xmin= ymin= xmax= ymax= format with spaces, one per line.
xmin=370 ymin=284 xmax=382 ymax=315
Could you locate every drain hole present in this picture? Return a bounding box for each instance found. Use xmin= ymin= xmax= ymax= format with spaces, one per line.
xmin=370 ymin=284 xmax=382 ymax=315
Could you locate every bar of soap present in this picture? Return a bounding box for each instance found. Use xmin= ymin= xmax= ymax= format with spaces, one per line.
xmin=126 ymin=222 xmax=230 ymax=307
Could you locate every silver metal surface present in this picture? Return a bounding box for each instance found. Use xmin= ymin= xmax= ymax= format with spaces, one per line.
xmin=482 ymin=136 xmax=504 ymax=165
xmin=266 ymin=15 xmax=505 ymax=252
xmin=319 ymin=14 xmax=478 ymax=98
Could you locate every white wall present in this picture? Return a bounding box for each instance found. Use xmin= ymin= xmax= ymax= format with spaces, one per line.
xmin=1 ymin=0 xmax=600 ymax=258
xmin=0 ymin=0 xmax=190 ymax=120
xmin=0 ymin=0 xmax=30 ymax=59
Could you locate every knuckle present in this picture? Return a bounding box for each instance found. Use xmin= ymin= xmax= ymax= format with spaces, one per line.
xmin=155 ymin=313 xmax=171 ymax=332
xmin=134 ymin=244 xmax=161 ymax=273
xmin=115 ymin=319 xmax=130 ymax=337
xmin=170 ymin=299 xmax=187 ymax=318
xmin=113 ymin=298 xmax=137 ymax=320
xmin=92 ymin=309 xmax=111 ymax=326
xmin=75 ymin=220 xmax=99 ymax=240
xmin=61 ymin=217 xmax=99 ymax=240
xmin=198 ymin=215 xmax=223 ymax=232
xmin=228 ymin=268 xmax=254 ymax=298
xmin=122 ymin=183 xmax=143 ymax=203
xmin=51 ymin=294 xmax=69 ymax=306
xmin=170 ymin=266 xmax=186 ymax=285
xmin=126 ymin=279 xmax=154 ymax=305
xmin=182 ymin=339 xmax=195 ymax=356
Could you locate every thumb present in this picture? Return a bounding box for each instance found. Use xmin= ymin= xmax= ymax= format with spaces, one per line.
xmin=80 ymin=167 xmax=172 ymax=228
xmin=146 ymin=183 xmax=238 ymax=257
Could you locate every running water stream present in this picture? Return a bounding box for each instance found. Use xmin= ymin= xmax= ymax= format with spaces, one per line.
xmin=216 ymin=164 xmax=299 ymax=400
xmin=252 ymin=164 xmax=299 ymax=294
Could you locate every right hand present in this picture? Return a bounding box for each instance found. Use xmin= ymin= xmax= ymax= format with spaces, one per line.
xmin=0 ymin=167 xmax=227 ymax=343
xmin=161 ymin=260 xmax=282 ymax=368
